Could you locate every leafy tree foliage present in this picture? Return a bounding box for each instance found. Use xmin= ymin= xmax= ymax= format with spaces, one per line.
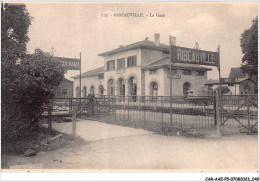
xmin=240 ymin=17 xmax=258 ymax=83
xmin=1 ymin=4 xmax=65 ymax=141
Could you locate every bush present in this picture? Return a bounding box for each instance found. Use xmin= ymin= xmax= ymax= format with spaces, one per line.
xmin=2 ymin=49 xmax=65 ymax=142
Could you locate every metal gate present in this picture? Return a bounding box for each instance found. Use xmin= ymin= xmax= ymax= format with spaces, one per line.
xmin=219 ymin=94 xmax=258 ymax=134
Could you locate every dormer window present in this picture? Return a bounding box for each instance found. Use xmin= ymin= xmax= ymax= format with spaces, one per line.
xmin=127 ymin=55 xmax=137 ymax=67
xmin=107 ymin=60 xmax=115 ymax=71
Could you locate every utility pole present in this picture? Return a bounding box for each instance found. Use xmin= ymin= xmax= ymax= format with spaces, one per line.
xmin=169 ymin=36 xmax=176 ymax=126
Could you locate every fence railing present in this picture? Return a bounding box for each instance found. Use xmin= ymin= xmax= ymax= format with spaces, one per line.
xmin=41 ymin=94 xmax=258 ymax=137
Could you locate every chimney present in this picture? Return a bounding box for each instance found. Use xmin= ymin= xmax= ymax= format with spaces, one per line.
xmin=119 ymin=45 xmax=124 ymax=48
xmin=154 ymin=33 xmax=160 ymax=46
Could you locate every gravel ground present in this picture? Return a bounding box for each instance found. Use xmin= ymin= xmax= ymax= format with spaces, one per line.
xmin=2 ymin=120 xmax=258 ymax=172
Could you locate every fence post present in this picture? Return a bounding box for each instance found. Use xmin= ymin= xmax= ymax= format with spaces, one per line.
xmin=72 ymin=104 xmax=77 ymax=139
xmin=48 ymin=100 xmax=53 ymax=129
xmin=144 ymin=98 xmax=146 ymax=129
xmin=127 ymin=96 xmax=130 ymax=121
xmin=69 ymin=98 xmax=72 ymax=115
xmin=247 ymin=95 xmax=251 ymax=135
xmin=114 ymin=96 xmax=117 ymax=123
xmin=161 ymin=97 xmax=163 ymax=125
xmin=215 ymin=92 xmax=221 ymax=136
xmin=79 ymin=98 xmax=82 ymax=119
xmin=213 ymin=93 xmax=217 ymax=126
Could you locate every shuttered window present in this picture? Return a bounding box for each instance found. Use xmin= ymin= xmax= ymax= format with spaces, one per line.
xmin=117 ymin=58 xmax=125 ymax=69
xmin=107 ymin=60 xmax=115 ymax=71
xmin=127 ymin=55 xmax=137 ymax=67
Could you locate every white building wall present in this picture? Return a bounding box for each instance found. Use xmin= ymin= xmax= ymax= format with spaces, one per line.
xmin=102 ymin=49 xmax=143 ymax=96
xmin=163 ymin=68 xmax=208 ymax=96
xmin=144 ymin=68 xmax=165 ymax=96
xmin=102 ymin=49 xmax=142 ymax=70
xmin=73 ymin=75 xmax=104 ymax=97
xmin=104 ymin=67 xmax=142 ymax=96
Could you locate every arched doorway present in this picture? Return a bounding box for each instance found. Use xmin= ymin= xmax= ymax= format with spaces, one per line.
xmin=83 ymin=86 xmax=87 ymax=98
xmin=90 ymin=85 xmax=95 ymax=94
xmin=150 ymin=81 xmax=158 ymax=102
xmin=183 ymin=82 xmax=191 ymax=97
xmin=76 ymin=87 xmax=80 ymax=98
xmin=118 ymin=78 xmax=125 ymax=101
xmin=108 ymin=79 xmax=115 ymax=96
xmin=150 ymin=82 xmax=158 ymax=96
xmin=129 ymin=76 xmax=137 ymax=101
xmin=98 ymin=85 xmax=104 ymax=96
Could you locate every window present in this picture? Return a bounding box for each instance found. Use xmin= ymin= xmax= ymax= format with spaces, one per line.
xmin=108 ymin=79 xmax=114 ymax=96
xmin=98 ymin=75 xmax=104 ymax=79
xmin=197 ymin=71 xmax=205 ymax=76
xmin=83 ymin=86 xmax=87 ymax=97
xmin=149 ymin=69 xmax=158 ymax=75
xmin=183 ymin=82 xmax=191 ymax=96
xmin=76 ymin=87 xmax=80 ymax=98
xmin=183 ymin=69 xmax=191 ymax=75
xmin=117 ymin=58 xmax=125 ymax=69
xmin=107 ymin=60 xmax=115 ymax=71
xmin=90 ymin=86 xmax=95 ymax=94
xmin=127 ymin=55 xmax=137 ymax=67
xmin=150 ymin=82 xmax=158 ymax=96
xmin=167 ymin=68 xmax=177 ymax=75
xmin=62 ymin=89 xmax=67 ymax=95
xmin=128 ymin=76 xmax=137 ymax=101
xmin=99 ymin=85 xmax=104 ymax=96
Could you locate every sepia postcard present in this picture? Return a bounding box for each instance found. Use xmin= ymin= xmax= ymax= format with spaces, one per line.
xmin=1 ymin=1 xmax=259 ymax=181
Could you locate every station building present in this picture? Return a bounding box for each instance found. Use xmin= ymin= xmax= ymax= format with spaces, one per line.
xmin=54 ymin=78 xmax=73 ymax=98
xmin=205 ymin=67 xmax=257 ymax=95
xmin=73 ymin=33 xmax=212 ymax=97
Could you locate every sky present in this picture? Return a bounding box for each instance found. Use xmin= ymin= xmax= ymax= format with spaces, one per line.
xmin=23 ymin=1 xmax=258 ymax=80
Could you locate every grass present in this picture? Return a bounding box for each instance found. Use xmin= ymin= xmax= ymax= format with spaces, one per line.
xmin=2 ymin=125 xmax=86 ymax=155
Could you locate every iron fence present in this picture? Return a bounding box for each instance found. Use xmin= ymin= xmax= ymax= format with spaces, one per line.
xmin=41 ymin=94 xmax=258 ymax=137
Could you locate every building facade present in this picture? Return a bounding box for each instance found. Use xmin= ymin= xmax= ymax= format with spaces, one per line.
xmin=73 ymin=34 xmax=212 ymax=97
xmin=205 ymin=67 xmax=257 ymax=95
xmin=54 ymin=78 xmax=73 ymax=98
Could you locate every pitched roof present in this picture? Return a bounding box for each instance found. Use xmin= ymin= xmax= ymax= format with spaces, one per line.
xmin=72 ymin=66 xmax=104 ymax=79
xmin=98 ymin=40 xmax=169 ymax=56
xmin=229 ymin=67 xmax=247 ymax=78
xmin=143 ymin=56 xmax=212 ymax=71
xmin=63 ymin=78 xmax=73 ymax=83
xmin=205 ymin=78 xmax=250 ymax=85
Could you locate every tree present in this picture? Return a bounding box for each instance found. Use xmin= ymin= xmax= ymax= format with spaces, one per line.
xmin=1 ymin=3 xmax=66 ymax=142
xmin=240 ymin=16 xmax=258 ymax=83
xmin=2 ymin=3 xmax=32 ymax=140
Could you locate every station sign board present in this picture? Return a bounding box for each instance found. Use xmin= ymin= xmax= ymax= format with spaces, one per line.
xmin=171 ymin=45 xmax=220 ymax=67
xmin=54 ymin=57 xmax=81 ymax=70
xmin=220 ymin=78 xmax=236 ymax=84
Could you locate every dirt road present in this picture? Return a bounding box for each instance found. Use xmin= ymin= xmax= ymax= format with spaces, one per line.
xmin=3 ymin=120 xmax=258 ymax=172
